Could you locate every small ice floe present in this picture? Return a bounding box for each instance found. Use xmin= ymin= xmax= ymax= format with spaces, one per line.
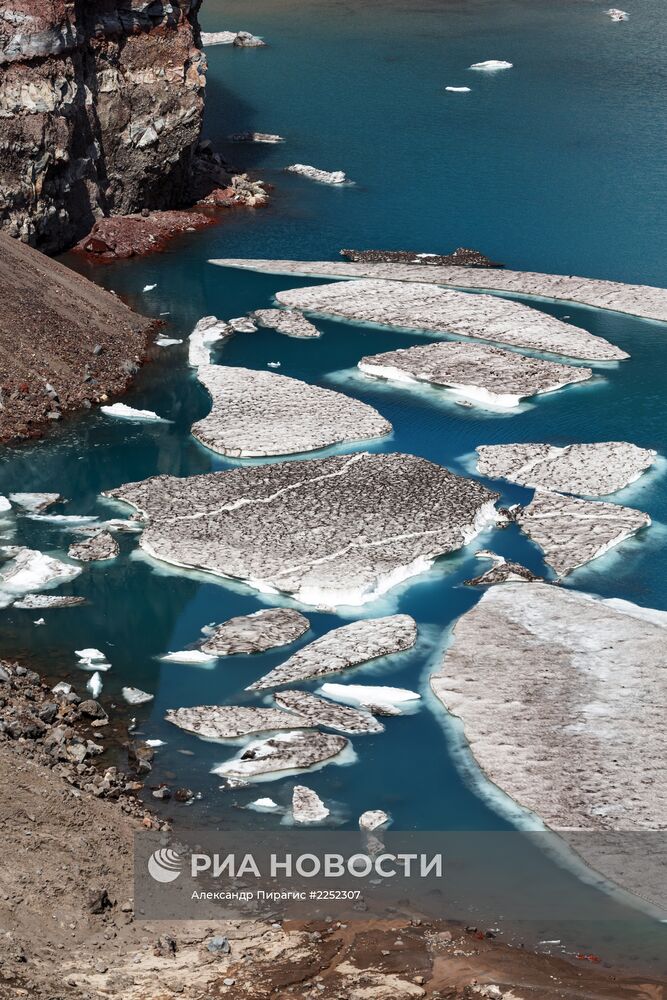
xmin=0 ymin=547 xmax=81 ymax=600
xmin=469 ymin=60 xmax=513 ymax=71
xmin=100 ymin=403 xmax=170 ymax=423
xmin=145 ymin=739 xmax=165 ymax=747
xmin=228 ymin=316 xmax=258 ymax=334
xmin=227 ymin=132 xmax=285 ymax=144
xmin=606 ymin=8 xmax=629 ymax=20
xmin=446 ymin=86 xmax=471 ymax=93
xmin=159 ymin=649 xmax=217 ymax=666
xmin=0 ymin=496 xmax=11 ymax=514
xmin=155 ymin=338 xmax=182 ymax=347
xmin=286 ymin=164 xmax=351 ymax=185
xmin=319 ymin=683 xmax=421 ymax=712
xmin=267 ymin=361 xmax=281 ymax=368
xmin=9 ymin=493 xmax=61 ymax=512
xmin=212 ymin=731 xmax=349 ymax=780
xmin=247 ymin=797 xmax=282 ymax=813
xmin=251 ymin=308 xmax=321 ymax=339
xmin=33 ymin=617 xmax=46 ymax=626
xmin=75 ymin=648 xmax=111 ymax=671
xmin=52 ymin=681 xmax=72 ymax=696
xmin=142 ymin=284 xmax=157 ymax=292
xmin=87 ymin=671 xmax=103 ymax=698
xmin=292 ymin=785 xmax=330 ymax=823
xmin=68 ymin=531 xmax=119 ymax=562
xmin=27 ymin=513 xmax=98 ymax=525
xmin=359 ymin=809 xmax=390 ymax=831
xmin=122 ymin=686 xmax=154 ymax=705
xmin=188 ymin=316 xmax=232 ymax=367
xmin=201 ymin=30 xmax=266 ymax=47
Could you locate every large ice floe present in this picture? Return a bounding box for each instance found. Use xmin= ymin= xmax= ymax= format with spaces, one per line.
xmin=274 ymin=690 xmax=384 ymax=734
xmin=212 ymin=731 xmax=349 ymax=780
xmin=165 ymin=706 xmax=308 ymax=741
xmin=516 ymin=490 xmax=650 ymax=576
xmin=272 ymin=279 xmax=626 ymax=361
xmin=200 ymin=608 xmax=310 ymax=656
xmin=431 ymin=583 xmax=667 ymax=908
xmin=0 ymin=546 xmax=81 ymax=606
xmin=106 ymin=452 xmax=499 ymax=608
xmin=251 ymin=308 xmax=320 ymax=339
xmin=359 ymin=342 xmax=592 ymax=408
xmin=210 ymin=259 xmax=667 ymax=324
xmin=188 ymin=316 xmax=234 ymax=367
xmin=9 ymin=493 xmax=61 ymax=512
xmin=68 ymin=531 xmax=119 ymax=562
xmin=247 ymin=615 xmax=417 ymax=690
xmin=191 ymin=365 xmax=391 ymax=457
xmin=476 ymin=441 xmax=657 ymax=496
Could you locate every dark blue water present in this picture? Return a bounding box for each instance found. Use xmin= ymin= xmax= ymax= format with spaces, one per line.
xmin=2 ymin=0 xmax=667 ymax=973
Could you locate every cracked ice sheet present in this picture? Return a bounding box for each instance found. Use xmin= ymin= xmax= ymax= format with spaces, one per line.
xmin=105 ymin=452 xmax=499 ymax=608
xmin=274 ymin=279 xmax=626 ymax=361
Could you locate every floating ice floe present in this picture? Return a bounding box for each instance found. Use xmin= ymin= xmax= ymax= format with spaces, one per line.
xmin=359 ymin=341 xmax=593 ymax=408
xmin=251 ymin=308 xmax=321 ymax=339
xmin=267 ymin=362 xmax=280 ymax=368
xmin=227 ymin=132 xmax=285 ymax=143
xmin=122 ymin=687 xmax=154 ymax=705
xmin=247 ymin=797 xmax=282 ymax=812
xmin=142 ymin=284 xmax=157 ymax=292
xmin=52 ymin=681 xmax=72 ymax=696
xmin=359 ymin=809 xmax=390 ymax=831
xmin=166 ymin=705 xmax=306 ymax=740
xmin=27 ymin=513 xmax=98 ymax=526
xmin=145 ymin=739 xmax=165 ymax=747
xmin=286 ymin=164 xmax=351 ymax=185
xmin=464 ymin=551 xmax=542 ymax=587
xmin=159 ymin=649 xmax=217 ymax=666
xmin=188 ymin=316 xmax=233 ymax=367
xmin=274 ymin=690 xmax=384 ymax=734
xmin=446 ymin=86 xmax=471 ymax=93
xmin=0 ymin=547 xmax=81 ymax=603
xmin=9 ymin=493 xmax=61 ymax=512
xmin=75 ymin=647 xmax=111 ymax=671
xmin=13 ymin=594 xmax=86 ymax=609
xmin=476 ymin=441 xmax=657 ymax=496
xmin=33 ymin=617 xmax=45 ymax=626
xmin=275 ymin=279 xmax=627 ymax=362
xmin=516 ymin=490 xmax=650 ymax=576
xmin=212 ymin=730 xmax=349 ymax=780
xmin=430 ymin=582 xmax=667 ymax=906
xmin=0 ymin=496 xmax=11 ymax=513
xmin=469 ymin=60 xmax=513 ymax=71
xmin=100 ymin=403 xmax=170 ymax=423
xmin=606 ymin=8 xmax=629 ymax=20
xmin=210 ymin=258 xmax=667 ymax=325
xmin=201 ymin=30 xmax=266 ymax=46
xmin=292 ymin=785 xmax=330 ymax=823
xmin=200 ymin=608 xmax=310 ymax=656
xmin=247 ymin=615 xmax=417 ymax=690
xmin=68 ymin=531 xmax=119 ymax=562
xmin=155 ymin=337 xmax=182 ymax=347
xmin=192 ymin=365 xmax=392 ymax=457
xmin=107 ymin=452 xmax=499 ymax=608
xmin=87 ymin=671 xmax=103 ymax=698
xmin=319 ymin=683 xmax=421 ymax=713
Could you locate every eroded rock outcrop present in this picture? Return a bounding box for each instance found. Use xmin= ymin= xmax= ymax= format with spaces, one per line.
xmin=0 ymin=0 xmax=212 ymax=251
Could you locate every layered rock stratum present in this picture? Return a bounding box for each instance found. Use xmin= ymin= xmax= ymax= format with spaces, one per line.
xmin=0 ymin=0 xmax=211 ymax=251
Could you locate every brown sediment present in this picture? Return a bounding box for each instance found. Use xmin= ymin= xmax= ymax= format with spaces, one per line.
xmin=0 ymin=232 xmax=155 ymax=443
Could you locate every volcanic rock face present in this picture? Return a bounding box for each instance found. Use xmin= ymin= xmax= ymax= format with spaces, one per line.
xmin=0 ymin=0 xmax=209 ymax=251
xmin=107 ymin=452 xmax=499 ymax=607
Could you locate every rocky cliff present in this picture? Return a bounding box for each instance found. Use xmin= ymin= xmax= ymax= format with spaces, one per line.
xmin=0 ymin=0 xmax=212 ymax=252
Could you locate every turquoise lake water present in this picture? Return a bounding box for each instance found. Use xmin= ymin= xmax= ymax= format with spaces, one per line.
xmin=2 ymin=0 xmax=667 ymax=973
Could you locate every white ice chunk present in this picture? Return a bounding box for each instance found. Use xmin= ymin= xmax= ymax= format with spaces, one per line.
xmin=446 ymin=86 xmax=471 ymax=92
xmin=9 ymin=493 xmax=61 ymax=512
xmin=319 ymin=683 xmax=421 ymax=708
xmin=142 ymin=284 xmax=157 ymax=292
xmin=87 ymin=671 xmax=103 ymax=698
xmin=0 ymin=547 xmax=81 ymax=597
xmin=188 ymin=316 xmax=232 ymax=367
xmin=159 ymin=649 xmax=217 ymax=665
xmin=122 ymin=687 xmax=154 ymax=705
xmin=155 ymin=338 xmax=183 ymax=347
xmin=469 ymin=60 xmax=513 ymax=71
xmin=100 ymin=403 xmax=170 ymax=423
xmin=247 ymin=797 xmax=281 ymax=812
xmin=286 ymin=164 xmax=351 ymax=185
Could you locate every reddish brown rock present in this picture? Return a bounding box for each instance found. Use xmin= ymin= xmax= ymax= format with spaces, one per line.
xmin=74 ymin=209 xmax=216 ymax=260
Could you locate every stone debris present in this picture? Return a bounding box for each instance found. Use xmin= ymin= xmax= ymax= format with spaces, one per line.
xmin=212 ymin=730 xmax=349 ymax=780
xmin=227 ymin=132 xmax=285 ymax=143
xmin=286 ymin=164 xmax=350 ymax=185
xmin=107 ymin=452 xmax=499 ymax=608
xmin=188 ymin=316 xmax=233 ymax=367
xmin=192 ymin=365 xmax=391 ymax=457
xmin=9 ymin=493 xmax=61 ymax=512
xmin=68 ymin=531 xmax=119 ymax=562
xmin=476 ymin=441 xmax=657 ymax=496
xmin=209 ymin=257 xmax=667 ymax=325
xmin=319 ymin=683 xmax=421 ymax=712
xmin=516 ymin=490 xmax=650 ymax=576
xmin=292 ymin=784 xmax=330 ymax=823
xmin=359 ymin=809 xmax=390 ymax=831
xmin=122 ymin=687 xmax=153 ymax=705
xmin=200 ymin=608 xmax=310 ymax=656
xmin=100 ymin=403 xmax=170 ymax=423
xmin=274 ymin=690 xmax=384 ymax=734
xmin=359 ymin=341 xmax=592 ymax=407
xmin=12 ymin=594 xmax=86 ymax=609
xmin=430 ymin=582 xmax=667 ymax=905
xmin=165 ymin=705 xmax=308 ymax=740
xmin=340 ymin=247 xmax=503 ymax=267
xmin=251 ymin=308 xmax=321 ymax=338
xmin=247 ymin=615 xmax=417 ymax=691
xmin=464 ymin=551 xmax=542 ymax=586
xmin=273 ymin=279 xmax=626 ymax=361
